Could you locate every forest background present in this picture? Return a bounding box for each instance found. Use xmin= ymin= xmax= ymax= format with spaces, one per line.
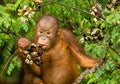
xmin=0 ymin=0 xmax=120 ymax=84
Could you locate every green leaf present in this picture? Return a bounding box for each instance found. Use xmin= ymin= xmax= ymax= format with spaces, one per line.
xmin=7 ymin=63 xmax=14 ymax=75
xmin=11 ymin=19 xmax=21 ymax=33
xmin=29 ymin=18 xmax=35 ymax=25
xmin=21 ymin=22 xmax=29 ymax=32
xmin=7 ymin=56 xmax=21 ymax=75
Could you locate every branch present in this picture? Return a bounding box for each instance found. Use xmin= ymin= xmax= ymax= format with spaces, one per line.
xmin=0 ymin=49 xmax=19 ymax=77
xmin=73 ymin=61 xmax=103 ymax=84
xmin=110 ymin=47 xmax=120 ymax=56
xmin=73 ymin=50 xmax=108 ymax=84
xmin=8 ymin=30 xmax=21 ymax=38
xmin=47 ymin=0 xmax=104 ymax=20
xmin=94 ymin=0 xmax=101 ymax=9
xmin=0 ymin=28 xmax=21 ymax=38
xmin=94 ymin=0 xmax=105 ymax=19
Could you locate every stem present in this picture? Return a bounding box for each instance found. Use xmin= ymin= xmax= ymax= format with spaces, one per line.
xmin=0 ymin=49 xmax=19 ymax=77
xmin=73 ymin=49 xmax=108 ymax=84
xmin=47 ymin=0 xmax=104 ymax=20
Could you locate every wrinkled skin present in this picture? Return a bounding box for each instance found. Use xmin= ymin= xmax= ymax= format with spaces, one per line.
xmin=34 ymin=16 xmax=59 ymax=50
xmin=18 ymin=15 xmax=100 ymax=84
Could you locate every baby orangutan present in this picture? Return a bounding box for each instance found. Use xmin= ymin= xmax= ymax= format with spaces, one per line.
xmin=18 ymin=15 xmax=100 ymax=84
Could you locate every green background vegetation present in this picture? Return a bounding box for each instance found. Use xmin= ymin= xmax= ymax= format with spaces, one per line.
xmin=0 ymin=0 xmax=120 ymax=84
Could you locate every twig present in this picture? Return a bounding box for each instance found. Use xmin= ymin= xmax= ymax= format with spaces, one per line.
xmin=94 ymin=0 xmax=101 ymax=9
xmin=0 ymin=29 xmax=21 ymax=38
xmin=47 ymin=0 xmax=104 ymax=20
xmin=0 ymin=49 xmax=19 ymax=77
xmin=94 ymin=0 xmax=105 ymax=19
xmin=110 ymin=47 xmax=120 ymax=56
xmin=73 ymin=50 xmax=108 ymax=84
xmin=73 ymin=61 xmax=103 ymax=84
xmin=8 ymin=30 xmax=21 ymax=38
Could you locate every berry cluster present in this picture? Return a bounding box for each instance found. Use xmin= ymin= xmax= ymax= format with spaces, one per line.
xmin=33 ymin=0 xmax=43 ymax=3
xmin=18 ymin=5 xmax=35 ymax=22
xmin=80 ymin=27 xmax=105 ymax=43
xmin=90 ymin=5 xmax=105 ymax=22
xmin=18 ymin=0 xmax=43 ymax=22
xmin=33 ymin=0 xmax=43 ymax=11
xmin=22 ymin=43 xmax=43 ymax=66
xmin=106 ymin=0 xmax=119 ymax=10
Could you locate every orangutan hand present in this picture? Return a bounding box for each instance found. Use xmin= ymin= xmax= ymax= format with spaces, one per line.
xmin=18 ymin=38 xmax=30 ymax=52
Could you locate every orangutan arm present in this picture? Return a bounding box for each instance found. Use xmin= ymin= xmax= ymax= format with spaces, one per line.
xmin=62 ymin=29 xmax=100 ymax=68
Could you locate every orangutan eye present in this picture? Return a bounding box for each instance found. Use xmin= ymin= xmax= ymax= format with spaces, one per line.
xmin=40 ymin=31 xmax=43 ymax=34
xmin=39 ymin=31 xmax=44 ymax=35
xmin=46 ymin=32 xmax=51 ymax=35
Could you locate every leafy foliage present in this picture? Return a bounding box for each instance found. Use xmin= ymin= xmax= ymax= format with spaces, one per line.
xmin=0 ymin=0 xmax=120 ymax=83
xmin=7 ymin=56 xmax=21 ymax=75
